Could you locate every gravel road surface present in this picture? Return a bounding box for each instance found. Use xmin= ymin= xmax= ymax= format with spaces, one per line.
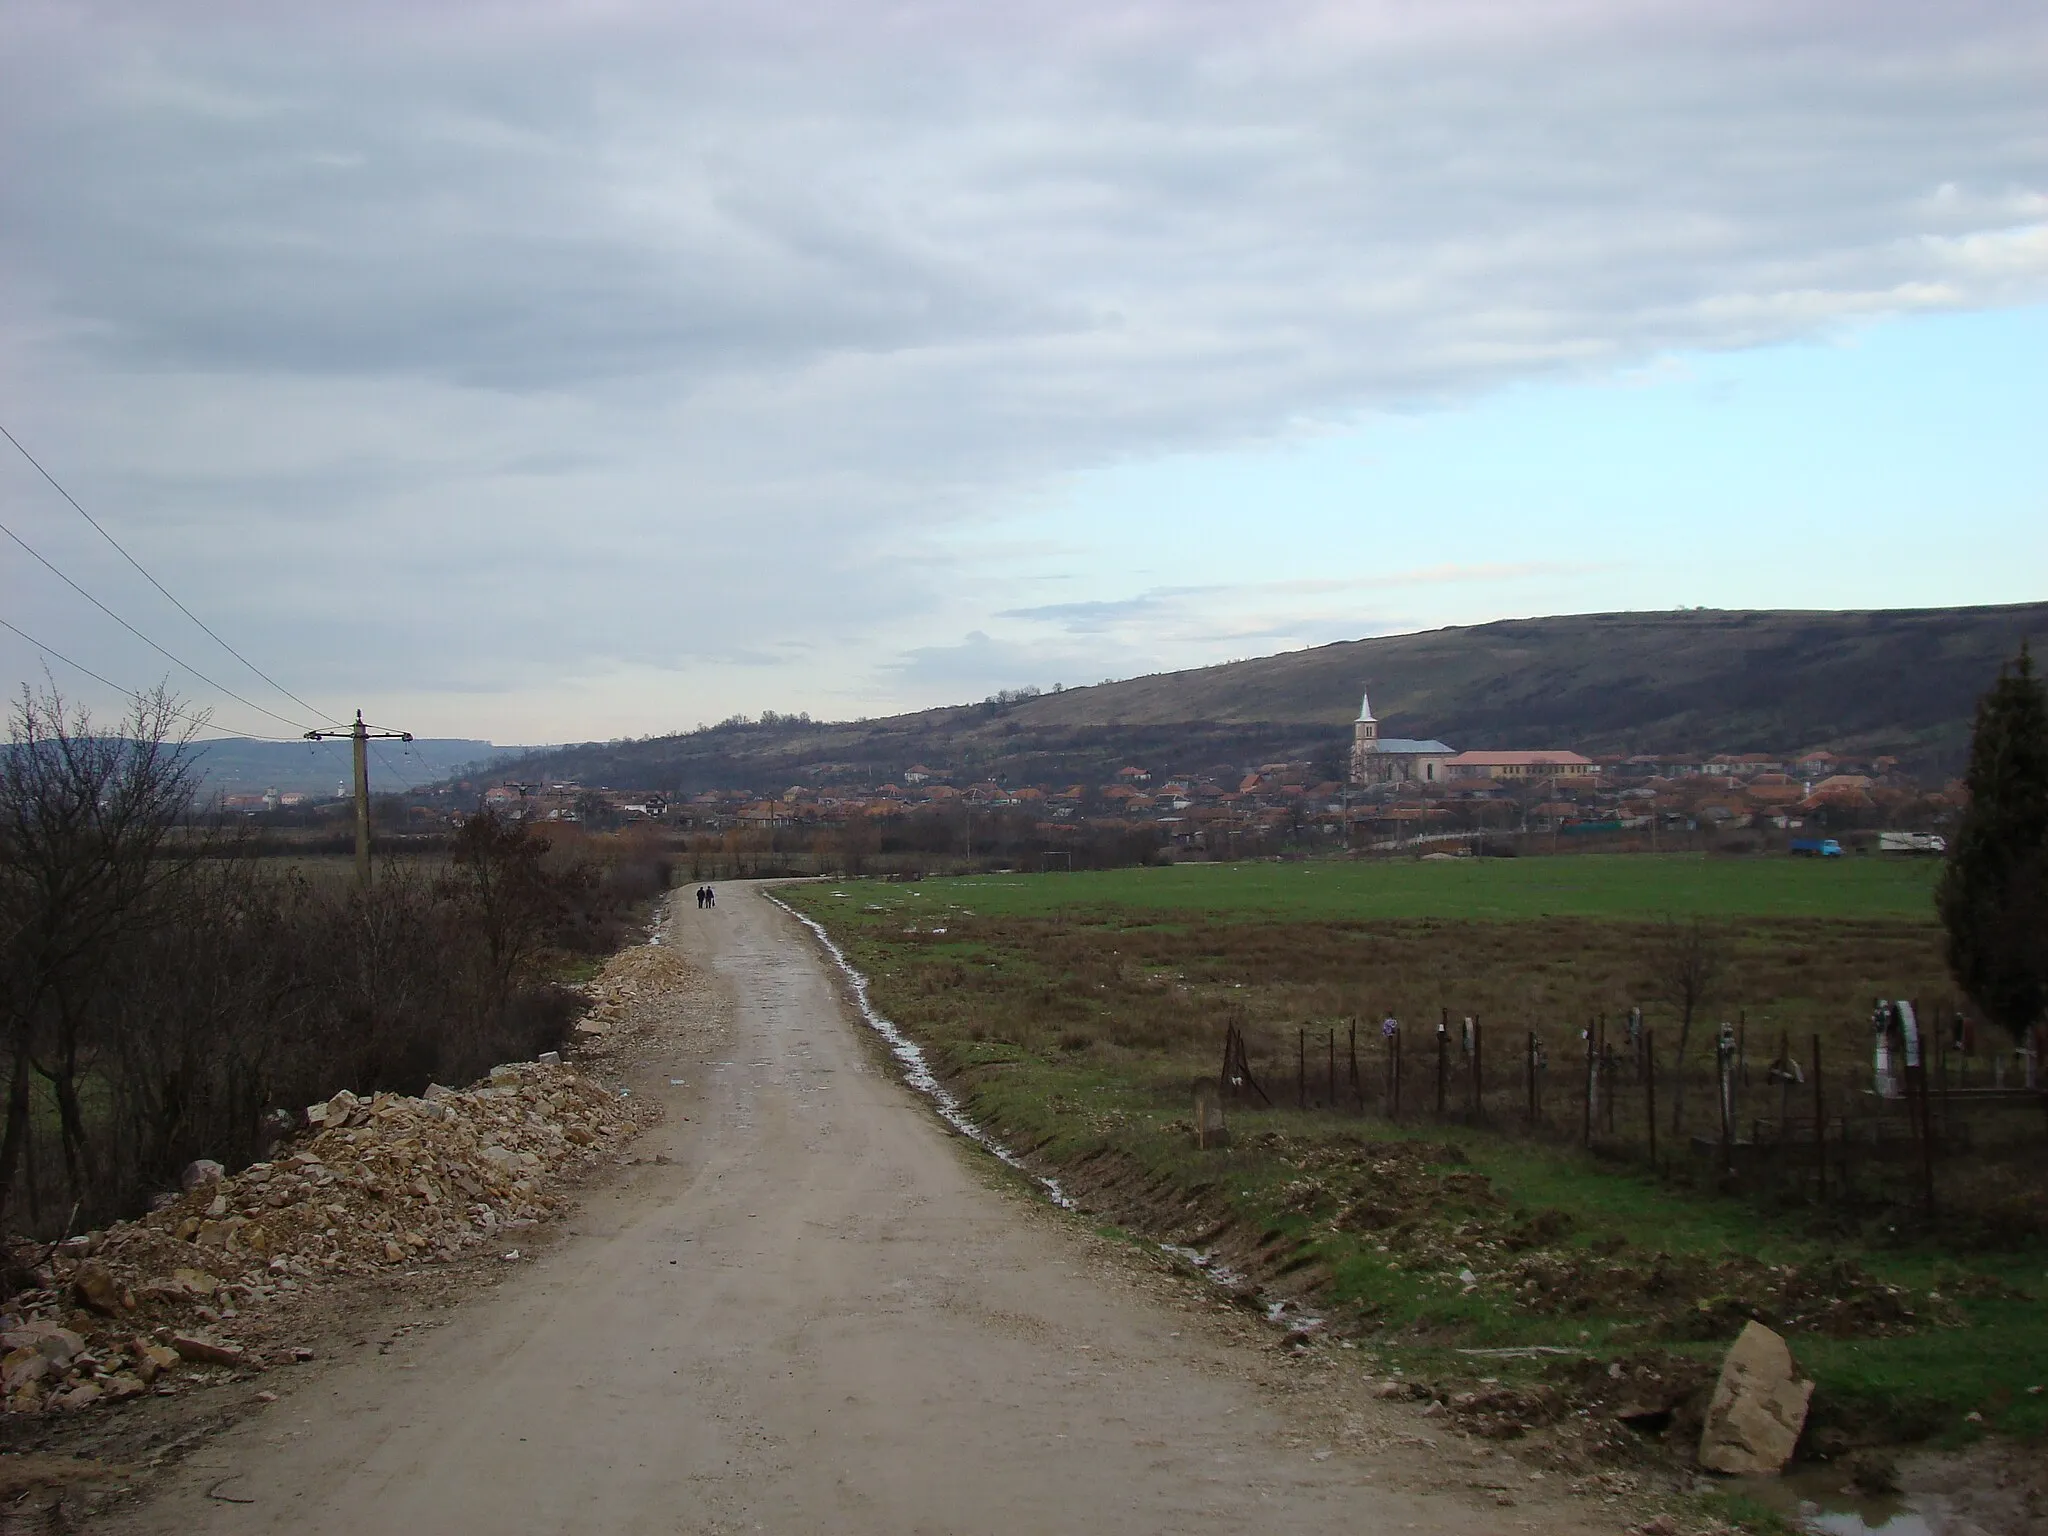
xmin=113 ymin=883 xmax=1603 ymax=1535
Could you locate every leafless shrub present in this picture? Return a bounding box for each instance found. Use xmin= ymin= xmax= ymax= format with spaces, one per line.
xmin=1649 ymin=916 xmax=1726 ymax=1134
xmin=0 ymin=690 xmax=645 ymax=1236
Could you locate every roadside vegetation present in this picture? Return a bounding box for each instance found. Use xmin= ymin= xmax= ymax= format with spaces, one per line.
xmin=0 ymin=686 xmax=668 ymax=1241
xmin=782 ymin=851 xmax=2048 ymax=1462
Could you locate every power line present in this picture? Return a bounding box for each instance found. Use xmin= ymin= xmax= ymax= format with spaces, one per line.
xmin=0 ymin=515 xmax=315 ymax=735
xmin=370 ymin=741 xmax=421 ymax=791
xmin=0 ymin=422 xmax=344 ymax=728
xmin=0 ymin=614 xmax=302 ymax=742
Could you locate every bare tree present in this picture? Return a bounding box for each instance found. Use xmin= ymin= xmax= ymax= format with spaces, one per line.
xmin=838 ymin=816 xmax=877 ymax=878
xmin=0 ymin=690 xmax=636 ymax=1237
xmin=443 ymin=809 xmax=560 ymax=1009
xmin=0 ymin=684 xmax=200 ymax=1228
xmin=1650 ymin=915 xmax=1725 ymax=1135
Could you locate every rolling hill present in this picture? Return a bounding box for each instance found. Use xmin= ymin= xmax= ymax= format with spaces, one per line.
xmin=188 ymin=738 xmax=519 ymax=796
xmin=486 ymin=602 xmax=2048 ymax=794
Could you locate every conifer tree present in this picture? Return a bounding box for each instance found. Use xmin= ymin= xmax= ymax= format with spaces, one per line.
xmin=1937 ymin=643 xmax=2048 ymax=1043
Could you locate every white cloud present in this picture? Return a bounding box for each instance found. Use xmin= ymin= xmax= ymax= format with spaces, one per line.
xmin=1 ymin=0 xmax=2043 ymax=736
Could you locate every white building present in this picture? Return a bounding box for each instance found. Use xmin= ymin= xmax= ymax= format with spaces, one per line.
xmin=1348 ymin=692 xmax=1454 ymax=787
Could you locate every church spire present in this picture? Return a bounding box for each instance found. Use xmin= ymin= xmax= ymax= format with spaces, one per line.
xmin=1357 ymin=690 xmax=1375 ymax=723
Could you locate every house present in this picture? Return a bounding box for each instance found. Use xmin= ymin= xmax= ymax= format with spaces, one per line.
xmin=1443 ymin=750 xmax=1595 ymax=782
xmin=1746 ymin=782 xmax=1806 ymax=807
xmin=1347 ymin=691 xmax=1454 ymax=786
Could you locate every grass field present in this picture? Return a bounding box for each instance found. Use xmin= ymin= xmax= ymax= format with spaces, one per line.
xmin=783 ymin=853 xmax=2046 ymax=1461
xmin=883 ymin=853 xmax=1943 ymax=922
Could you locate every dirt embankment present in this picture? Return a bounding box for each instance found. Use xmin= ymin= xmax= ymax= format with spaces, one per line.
xmin=1010 ymin=1126 xmax=1984 ymax=1473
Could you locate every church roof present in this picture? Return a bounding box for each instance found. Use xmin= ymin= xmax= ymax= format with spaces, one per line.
xmin=1368 ymin=738 xmax=1453 ymax=755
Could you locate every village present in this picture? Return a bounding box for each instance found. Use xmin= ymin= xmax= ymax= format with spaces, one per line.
xmin=407 ymin=687 xmax=1958 ymax=861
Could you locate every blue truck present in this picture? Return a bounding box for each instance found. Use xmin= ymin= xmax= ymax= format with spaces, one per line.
xmin=1789 ymin=837 xmax=1843 ymax=857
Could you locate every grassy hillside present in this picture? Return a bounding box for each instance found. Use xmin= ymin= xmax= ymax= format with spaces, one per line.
xmin=1003 ymin=604 xmax=2048 ymax=753
xmin=493 ymin=602 xmax=2047 ymax=791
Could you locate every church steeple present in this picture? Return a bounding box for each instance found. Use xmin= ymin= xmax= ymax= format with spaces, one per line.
xmin=1354 ymin=689 xmax=1378 ymax=746
xmin=1357 ymin=691 xmax=1375 ymax=725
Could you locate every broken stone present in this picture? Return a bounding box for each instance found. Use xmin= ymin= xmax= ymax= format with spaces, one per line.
xmin=1 ymin=1348 xmax=53 ymax=1393
xmin=2 ymin=1323 xmax=85 ymax=1365
xmin=170 ymin=1333 xmax=246 ymax=1368
xmin=70 ymin=1261 xmax=126 ymax=1315
xmin=538 ymin=1051 xmax=562 ymax=1066
xmin=180 ymin=1158 xmax=226 ymax=1193
xmin=1698 ymin=1321 xmax=1813 ymax=1475
xmin=170 ymin=1267 xmax=219 ymax=1299
xmin=0 ymin=973 xmax=653 ymax=1421
xmin=133 ymin=1343 xmax=180 ymax=1383
xmin=52 ymin=1381 xmax=103 ymax=1411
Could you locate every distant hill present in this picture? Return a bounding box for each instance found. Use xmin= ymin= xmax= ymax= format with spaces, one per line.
xmin=189 ymin=738 xmax=519 ymax=796
xmin=483 ymin=603 xmax=2048 ymax=794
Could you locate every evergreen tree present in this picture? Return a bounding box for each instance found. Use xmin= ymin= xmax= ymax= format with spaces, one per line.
xmin=1937 ymin=643 xmax=2048 ymax=1042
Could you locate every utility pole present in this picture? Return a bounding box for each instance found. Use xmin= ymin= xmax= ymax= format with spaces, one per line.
xmin=305 ymin=710 xmax=414 ymax=887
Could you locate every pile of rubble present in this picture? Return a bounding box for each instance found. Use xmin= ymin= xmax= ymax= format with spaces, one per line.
xmin=2 ymin=1058 xmax=652 ymax=1417
xmin=573 ymin=939 xmax=698 ymax=1045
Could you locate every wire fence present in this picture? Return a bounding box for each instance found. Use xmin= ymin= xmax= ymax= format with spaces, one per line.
xmin=1221 ymin=1008 xmax=2048 ymax=1217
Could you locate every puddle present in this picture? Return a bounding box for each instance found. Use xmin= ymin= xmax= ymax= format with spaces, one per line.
xmin=1159 ymin=1242 xmax=1247 ymax=1288
xmin=1731 ymin=1469 xmax=1936 ymax=1536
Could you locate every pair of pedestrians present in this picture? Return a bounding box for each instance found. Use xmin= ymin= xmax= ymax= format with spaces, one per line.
xmin=694 ymin=885 xmax=717 ymax=910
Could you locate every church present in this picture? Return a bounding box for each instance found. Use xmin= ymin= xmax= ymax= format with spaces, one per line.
xmin=1348 ymin=692 xmax=1454 ymax=786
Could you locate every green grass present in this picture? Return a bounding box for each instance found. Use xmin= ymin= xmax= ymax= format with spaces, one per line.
xmin=848 ymin=853 xmax=1941 ymax=923
xmin=940 ymin=1030 xmax=2048 ymax=1435
xmin=965 ymin=1039 xmax=2048 ymax=1442
xmin=783 ymin=858 xmax=2048 ymax=1452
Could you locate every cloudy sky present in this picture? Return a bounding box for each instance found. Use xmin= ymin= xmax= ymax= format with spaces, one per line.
xmin=2 ymin=1 xmax=2044 ymax=751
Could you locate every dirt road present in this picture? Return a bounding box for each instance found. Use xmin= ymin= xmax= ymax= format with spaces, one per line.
xmin=116 ymin=884 xmax=1604 ymax=1535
